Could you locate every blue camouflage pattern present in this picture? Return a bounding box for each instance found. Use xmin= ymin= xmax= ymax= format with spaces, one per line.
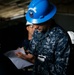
xmin=29 ymin=25 xmax=71 ymax=75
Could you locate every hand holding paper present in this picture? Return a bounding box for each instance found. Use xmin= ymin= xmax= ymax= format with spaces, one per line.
xmin=15 ymin=47 xmax=26 ymax=59
xmin=4 ymin=48 xmax=33 ymax=69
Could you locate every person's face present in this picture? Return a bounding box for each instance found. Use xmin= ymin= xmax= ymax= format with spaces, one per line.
xmin=26 ymin=25 xmax=34 ymax=35
xmin=26 ymin=24 xmax=47 ymax=35
xmin=33 ymin=24 xmax=46 ymax=32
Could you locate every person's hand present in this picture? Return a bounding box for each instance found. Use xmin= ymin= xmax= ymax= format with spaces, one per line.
xmin=15 ymin=47 xmax=27 ymax=59
xmin=15 ymin=52 xmax=26 ymax=59
xmin=15 ymin=51 xmax=35 ymax=63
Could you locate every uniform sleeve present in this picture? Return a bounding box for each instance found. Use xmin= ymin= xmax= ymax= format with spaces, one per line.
xmin=47 ymin=35 xmax=70 ymax=75
xmin=29 ymin=30 xmax=44 ymax=55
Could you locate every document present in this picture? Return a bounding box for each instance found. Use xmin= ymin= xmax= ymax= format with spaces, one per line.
xmin=4 ymin=48 xmax=33 ymax=69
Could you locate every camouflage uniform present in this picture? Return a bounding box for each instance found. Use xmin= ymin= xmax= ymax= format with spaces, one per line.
xmin=29 ymin=25 xmax=71 ymax=75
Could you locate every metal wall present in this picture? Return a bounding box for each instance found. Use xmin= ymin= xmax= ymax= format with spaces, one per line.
xmin=54 ymin=13 xmax=74 ymax=31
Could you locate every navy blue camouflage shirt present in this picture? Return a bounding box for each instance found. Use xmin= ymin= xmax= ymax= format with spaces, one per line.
xmin=29 ymin=25 xmax=71 ymax=75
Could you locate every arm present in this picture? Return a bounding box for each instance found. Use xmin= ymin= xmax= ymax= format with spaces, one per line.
xmin=47 ymin=35 xmax=70 ymax=75
xmin=15 ymin=50 xmax=35 ymax=63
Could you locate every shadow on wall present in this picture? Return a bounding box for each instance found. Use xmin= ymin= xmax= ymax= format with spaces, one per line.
xmin=54 ymin=13 xmax=74 ymax=31
xmin=0 ymin=20 xmax=28 ymax=54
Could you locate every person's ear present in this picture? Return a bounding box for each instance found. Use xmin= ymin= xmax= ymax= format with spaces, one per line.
xmin=26 ymin=26 xmax=29 ymax=31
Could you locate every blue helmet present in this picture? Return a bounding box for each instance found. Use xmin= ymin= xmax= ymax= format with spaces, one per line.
xmin=26 ymin=0 xmax=57 ymax=24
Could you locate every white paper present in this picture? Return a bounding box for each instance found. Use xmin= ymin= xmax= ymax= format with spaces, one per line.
xmin=4 ymin=48 xmax=33 ymax=69
xmin=67 ymin=31 xmax=74 ymax=44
